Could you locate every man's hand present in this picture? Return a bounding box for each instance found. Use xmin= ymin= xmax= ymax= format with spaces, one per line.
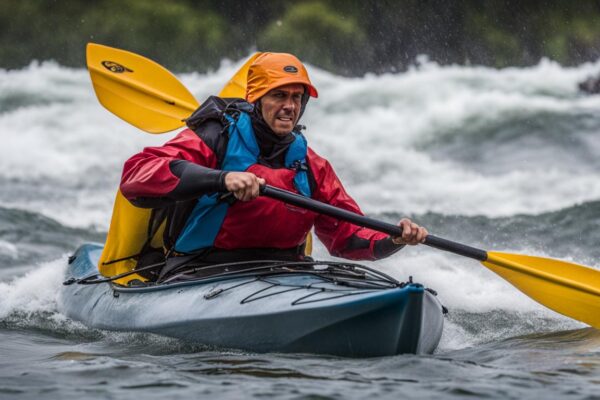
xmin=224 ymin=172 xmax=266 ymax=201
xmin=392 ymin=218 xmax=428 ymax=246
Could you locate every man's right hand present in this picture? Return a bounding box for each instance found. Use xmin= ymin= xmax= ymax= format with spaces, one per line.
xmin=224 ymin=172 xmax=266 ymax=201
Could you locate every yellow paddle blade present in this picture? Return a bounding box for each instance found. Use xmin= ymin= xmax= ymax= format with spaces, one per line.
xmin=483 ymin=252 xmax=600 ymax=328
xmin=218 ymin=53 xmax=262 ymax=98
xmin=86 ymin=43 xmax=200 ymax=133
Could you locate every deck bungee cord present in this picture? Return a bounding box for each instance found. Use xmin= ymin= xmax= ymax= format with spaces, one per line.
xmin=64 ymin=256 xmax=406 ymax=292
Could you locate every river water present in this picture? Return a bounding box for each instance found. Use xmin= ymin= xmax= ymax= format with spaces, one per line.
xmin=1 ymin=57 xmax=600 ymax=399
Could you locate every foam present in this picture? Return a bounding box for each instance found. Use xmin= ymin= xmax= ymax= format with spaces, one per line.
xmin=2 ymin=58 xmax=600 ymax=228
xmin=0 ymin=257 xmax=66 ymax=319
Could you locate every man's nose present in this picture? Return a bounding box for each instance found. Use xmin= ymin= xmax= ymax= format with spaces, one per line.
xmin=282 ymin=96 xmax=296 ymax=110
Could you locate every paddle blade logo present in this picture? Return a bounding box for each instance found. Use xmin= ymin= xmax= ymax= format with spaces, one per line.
xmin=284 ymin=65 xmax=298 ymax=73
xmin=101 ymin=61 xmax=133 ymax=73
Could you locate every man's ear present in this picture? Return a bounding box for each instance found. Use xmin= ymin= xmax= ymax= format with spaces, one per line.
xmin=298 ymin=91 xmax=310 ymax=119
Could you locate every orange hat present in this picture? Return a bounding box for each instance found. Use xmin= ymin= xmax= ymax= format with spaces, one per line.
xmin=245 ymin=52 xmax=318 ymax=103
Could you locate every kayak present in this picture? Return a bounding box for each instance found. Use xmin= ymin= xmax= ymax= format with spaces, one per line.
xmin=59 ymin=243 xmax=445 ymax=357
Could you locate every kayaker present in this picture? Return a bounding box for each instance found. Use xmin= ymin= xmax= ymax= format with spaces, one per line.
xmin=119 ymin=52 xmax=428 ymax=280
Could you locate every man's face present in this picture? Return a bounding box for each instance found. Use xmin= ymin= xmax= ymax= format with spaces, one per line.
xmin=259 ymin=84 xmax=305 ymax=136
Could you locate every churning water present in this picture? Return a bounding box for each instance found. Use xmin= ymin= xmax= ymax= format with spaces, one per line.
xmin=1 ymin=57 xmax=600 ymax=399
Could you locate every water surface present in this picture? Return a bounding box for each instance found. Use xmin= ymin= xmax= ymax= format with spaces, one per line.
xmin=1 ymin=58 xmax=600 ymax=399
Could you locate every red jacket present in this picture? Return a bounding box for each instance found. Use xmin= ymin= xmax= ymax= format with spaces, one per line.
xmin=121 ymin=127 xmax=398 ymax=261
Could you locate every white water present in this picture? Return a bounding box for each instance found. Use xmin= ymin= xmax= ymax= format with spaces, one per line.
xmin=2 ymin=59 xmax=600 ymax=226
xmin=0 ymin=258 xmax=66 ymax=318
xmin=1 ymin=57 xmax=598 ymax=349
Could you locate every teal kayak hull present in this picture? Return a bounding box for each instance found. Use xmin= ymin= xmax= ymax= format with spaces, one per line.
xmin=59 ymin=244 xmax=444 ymax=357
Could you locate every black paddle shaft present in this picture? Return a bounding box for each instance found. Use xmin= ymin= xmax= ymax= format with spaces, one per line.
xmin=260 ymin=185 xmax=488 ymax=262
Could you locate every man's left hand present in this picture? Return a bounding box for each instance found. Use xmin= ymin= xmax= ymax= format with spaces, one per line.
xmin=392 ymin=218 xmax=428 ymax=246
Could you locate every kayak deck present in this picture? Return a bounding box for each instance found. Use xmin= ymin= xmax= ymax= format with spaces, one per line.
xmin=60 ymin=243 xmax=445 ymax=357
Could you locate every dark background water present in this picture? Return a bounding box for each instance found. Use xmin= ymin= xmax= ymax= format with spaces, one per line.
xmin=1 ymin=59 xmax=600 ymax=398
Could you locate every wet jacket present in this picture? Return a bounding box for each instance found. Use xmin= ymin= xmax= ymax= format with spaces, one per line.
xmin=120 ymin=97 xmax=402 ymax=261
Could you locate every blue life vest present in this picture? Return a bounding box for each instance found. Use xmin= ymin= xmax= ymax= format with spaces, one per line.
xmin=174 ymin=112 xmax=311 ymax=253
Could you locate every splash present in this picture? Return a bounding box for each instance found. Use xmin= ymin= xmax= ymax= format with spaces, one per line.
xmin=0 ymin=258 xmax=66 ymax=319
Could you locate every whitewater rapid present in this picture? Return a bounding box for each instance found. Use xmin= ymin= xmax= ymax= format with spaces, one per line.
xmin=2 ymin=58 xmax=600 ymax=226
xmin=1 ymin=57 xmax=600 ymax=350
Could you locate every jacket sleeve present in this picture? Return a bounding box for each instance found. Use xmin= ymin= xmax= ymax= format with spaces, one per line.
xmin=308 ymin=148 xmax=404 ymax=261
xmin=120 ymin=126 xmax=227 ymax=208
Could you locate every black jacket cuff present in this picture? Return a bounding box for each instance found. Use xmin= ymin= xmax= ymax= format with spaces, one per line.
xmin=168 ymin=160 xmax=228 ymax=200
xmin=374 ymin=236 xmax=405 ymax=259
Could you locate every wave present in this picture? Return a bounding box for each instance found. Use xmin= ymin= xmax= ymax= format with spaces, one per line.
xmin=0 ymin=206 xmax=104 ymax=267
xmin=397 ymin=200 xmax=600 ymax=263
xmin=1 ymin=58 xmax=599 ymax=223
